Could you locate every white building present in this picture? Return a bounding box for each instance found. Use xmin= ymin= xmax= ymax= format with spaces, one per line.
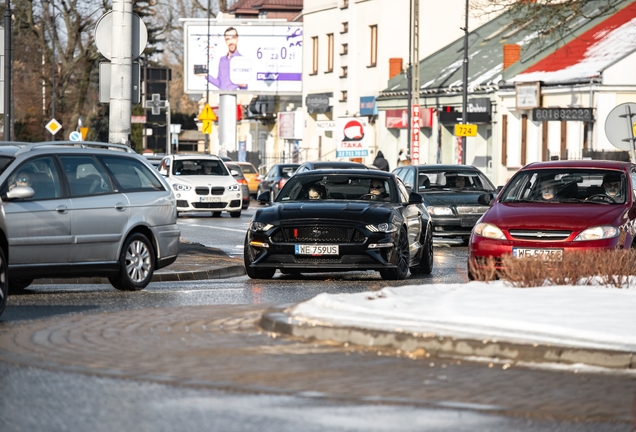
xmin=300 ymin=0 xmax=490 ymax=170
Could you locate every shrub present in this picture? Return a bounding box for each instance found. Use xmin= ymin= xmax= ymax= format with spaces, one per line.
xmin=468 ymin=249 xmax=636 ymax=288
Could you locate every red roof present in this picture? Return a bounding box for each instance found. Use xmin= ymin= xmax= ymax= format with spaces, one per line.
xmin=515 ymin=2 xmax=636 ymax=81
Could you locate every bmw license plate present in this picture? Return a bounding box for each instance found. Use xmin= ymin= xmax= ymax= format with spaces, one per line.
xmin=295 ymin=244 xmax=339 ymax=255
xmin=200 ymin=197 xmax=221 ymax=202
xmin=512 ymin=247 xmax=563 ymax=261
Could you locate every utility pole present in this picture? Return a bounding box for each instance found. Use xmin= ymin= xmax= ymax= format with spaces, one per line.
xmin=108 ymin=0 xmax=133 ymax=145
xmin=461 ymin=0 xmax=469 ymax=165
xmin=3 ymin=0 xmax=11 ymax=141
xmin=204 ymin=0 xmax=211 ymax=153
xmin=406 ymin=0 xmax=419 ymax=164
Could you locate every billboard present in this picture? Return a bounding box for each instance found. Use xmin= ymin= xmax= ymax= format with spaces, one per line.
xmin=336 ymin=117 xmax=369 ymax=158
xmin=184 ymin=21 xmax=303 ymax=95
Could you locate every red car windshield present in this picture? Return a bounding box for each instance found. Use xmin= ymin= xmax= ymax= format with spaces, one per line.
xmin=500 ymin=169 xmax=627 ymax=204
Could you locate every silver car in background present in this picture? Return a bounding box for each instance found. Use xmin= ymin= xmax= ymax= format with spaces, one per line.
xmin=0 ymin=141 xmax=180 ymax=293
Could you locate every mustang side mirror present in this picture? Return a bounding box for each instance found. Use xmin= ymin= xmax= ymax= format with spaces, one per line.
xmin=478 ymin=193 xmax=495 ymax=206
xmin=408 ymin=191 xmax=423 ymax=205
xmin=257 ymin=191 xmax=271 ymax=204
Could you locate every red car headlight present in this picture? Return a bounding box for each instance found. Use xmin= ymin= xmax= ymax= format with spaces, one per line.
xmin=574 ymin=226 xmax=619 ymax=241
xmin=473 ymin=222 xmax=506 ymax=240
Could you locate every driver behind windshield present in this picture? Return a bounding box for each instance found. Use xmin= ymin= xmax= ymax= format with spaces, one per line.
xmin=602 ymin=173 xmax=622 ymax=198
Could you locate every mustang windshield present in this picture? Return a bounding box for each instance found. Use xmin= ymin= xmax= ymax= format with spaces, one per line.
xmin=277 ymin=174 xmax=397 ymax=203
xmin=499 ymin=169 xmax=627 ymax=204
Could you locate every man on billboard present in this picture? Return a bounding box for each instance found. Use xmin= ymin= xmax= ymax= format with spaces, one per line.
xmin=196 ymin=27 xmax=247 ymax=91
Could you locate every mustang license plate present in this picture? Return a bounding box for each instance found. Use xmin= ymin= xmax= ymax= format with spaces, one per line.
xmin=512 ymin=247 xmax=563 ymax=261
xmin=295 ymin=244 xmax=339 ymax=255
xmin=200 ymin=197 xmax=221 ymax=203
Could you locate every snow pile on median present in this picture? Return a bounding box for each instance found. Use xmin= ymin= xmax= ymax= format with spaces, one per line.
xmin=289 ymin=282 xmax=636 ymax=352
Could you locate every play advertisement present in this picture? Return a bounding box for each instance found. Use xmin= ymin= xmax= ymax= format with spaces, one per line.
xmin=184 ymin=21 xmax=303 ymax=94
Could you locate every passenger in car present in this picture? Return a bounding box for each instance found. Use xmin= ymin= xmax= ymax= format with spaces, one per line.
xmin=307 ymin=184 xmax=326 ymax=200
xmin=9 ymin=171 xmax=32 ymax=191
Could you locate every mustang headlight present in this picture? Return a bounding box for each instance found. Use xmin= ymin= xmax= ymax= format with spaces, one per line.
xmin=228 ymin=184 xmax=240 ymax=192
xmin=171 ymin=183 xmax=192 ymax=192
xmin=574 ymin=226 xmax=619 ymax=241
xmin=251 ymin=221 xmax=274 ymax=232
xmin=366 ymin=223 xmax=398 ymax=233
xmin=427 ymin=206 xmax=454 ymax=216
xmin=473 ymin=222 xmax=506 ymax=240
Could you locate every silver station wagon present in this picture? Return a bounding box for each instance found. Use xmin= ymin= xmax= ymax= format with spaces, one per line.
xmin=0 ymin=141 xmax=180 ymax=293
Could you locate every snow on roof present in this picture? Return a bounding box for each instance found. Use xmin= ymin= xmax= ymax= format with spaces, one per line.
xmin=513 ymin=2 xmax=636 ymax=83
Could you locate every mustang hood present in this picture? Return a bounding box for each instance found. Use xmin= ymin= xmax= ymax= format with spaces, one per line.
xmin=484 ymin=203 xmax=627 ymax=231
xmin=255 ymin=201 xmax=395 ymax=224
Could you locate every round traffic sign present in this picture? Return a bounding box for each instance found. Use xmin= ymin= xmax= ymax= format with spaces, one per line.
xmin=605 ymin=102 xmax=636 ymax=151
xmin=69 ymin=131 xmax=82 ymax=142
xmin=94 ymin=11 xmax=148 ymax=60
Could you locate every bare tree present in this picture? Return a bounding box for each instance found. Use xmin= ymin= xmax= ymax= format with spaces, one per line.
xmin=471 ymin=0 xmax=621 ymax=45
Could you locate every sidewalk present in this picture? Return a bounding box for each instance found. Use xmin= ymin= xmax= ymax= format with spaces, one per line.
xmin=261 ymin=281 xmax=636 ymax=370
xmin=32 ymin=240 xmax=245 ymax=285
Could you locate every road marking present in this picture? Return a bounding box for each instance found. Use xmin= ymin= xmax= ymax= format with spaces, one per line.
xmin=181 ymin=223 xmax=247 ymax=233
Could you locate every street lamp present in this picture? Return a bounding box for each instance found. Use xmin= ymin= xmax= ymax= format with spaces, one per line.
xmin=3 ymin=0 xmax=11 ymax=141
xmin=43 ymin=0 xmax=57 ymax=140
xmin=461 ymin=0 xmax=469 ymax=165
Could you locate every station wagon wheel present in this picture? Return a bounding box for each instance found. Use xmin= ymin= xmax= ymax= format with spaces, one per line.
xmin=243 ymin=235 xmax=275 ymax=279
xmin=381 ymin=227 xmax=410 ymax=280
xmin=109 ymin=233 xmax=155 ymax=291
xmin=0 ymin=248 xmax=7 ymax=316
xmin=8 ymin=278 xmax=34 ymax=294
xmin=411 ymin=225 xmax=433 ymax=275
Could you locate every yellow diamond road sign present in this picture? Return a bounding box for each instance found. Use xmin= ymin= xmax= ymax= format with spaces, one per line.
xmin=46 ymin=119 xmax=62 ymax=135
xmin=198 ymin=103 xmax=217 ymax=122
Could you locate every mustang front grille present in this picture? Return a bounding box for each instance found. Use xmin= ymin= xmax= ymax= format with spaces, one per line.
xmin=508 ymin=229 xmax=571 ymax=241
xmin=271 ymin=226 xmax=365 ymax=243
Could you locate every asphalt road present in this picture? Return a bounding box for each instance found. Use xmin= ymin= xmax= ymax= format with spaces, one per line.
xmin=0 ymin=202 xmax=633 ymax=432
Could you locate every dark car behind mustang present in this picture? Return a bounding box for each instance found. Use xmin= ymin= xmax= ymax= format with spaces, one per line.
xmin=244 ymin=170 xmax=434 ymax=280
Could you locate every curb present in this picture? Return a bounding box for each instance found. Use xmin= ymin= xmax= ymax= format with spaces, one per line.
xmin=32 ymin=265 xmax=246 ymax=285
xmin=259 ymin=305 xmax=636 ymax=370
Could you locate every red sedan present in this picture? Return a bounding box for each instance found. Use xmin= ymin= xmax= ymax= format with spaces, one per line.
xmin=468 ymin=160 xmax=636 ymax=278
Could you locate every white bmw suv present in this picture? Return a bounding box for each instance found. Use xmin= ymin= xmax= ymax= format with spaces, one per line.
xmin=158 ymin=155 xmax=243 ymax=218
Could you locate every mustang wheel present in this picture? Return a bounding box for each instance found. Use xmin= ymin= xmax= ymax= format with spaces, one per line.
xmin=381 ymin=227 xmax=410 ymax=280
xmin=244 ymin=235 xmax=275 ymax=279
xmin=109 ymin=233 xmax=155 ymax=291
xmin=410 ymin=226 xmax=433 ymax=275
xmin=8 ymin=278 xmax=34 ymax=294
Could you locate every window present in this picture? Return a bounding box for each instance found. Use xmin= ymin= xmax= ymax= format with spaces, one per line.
xmin=340 ymin=90 xmax=347 ymax=102
xmin=60 ymin=155 xmax=113 ymax=197
xmin=340 ymin=22 xmax=348 ymax=34
xmin=341 ymin=43 xmax=348 ymax=55
xmin=369 ymin=25 xmax=378 ymax=67
xmin=100 ymin=156 xmax=166 ymax=192
xmin=340 ymin=66 xmax=348 ymax=78
xmin=326 ymin=33 xmax=334 ymax=73
xmin=311 ymin=36 xmax=319 ymax=75
xmin=6 ymin=156 xmax=63 ymax=200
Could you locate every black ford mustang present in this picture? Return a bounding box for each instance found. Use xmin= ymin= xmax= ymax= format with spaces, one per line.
xmin=244 ymin=170 xmax=434 ymax=280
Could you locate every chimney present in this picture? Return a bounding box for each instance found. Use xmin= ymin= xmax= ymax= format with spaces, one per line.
xmin=503 ymin=44 xmax=521 ymax=70
xmin=389 ymin=58 xmax=403 ymax=79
